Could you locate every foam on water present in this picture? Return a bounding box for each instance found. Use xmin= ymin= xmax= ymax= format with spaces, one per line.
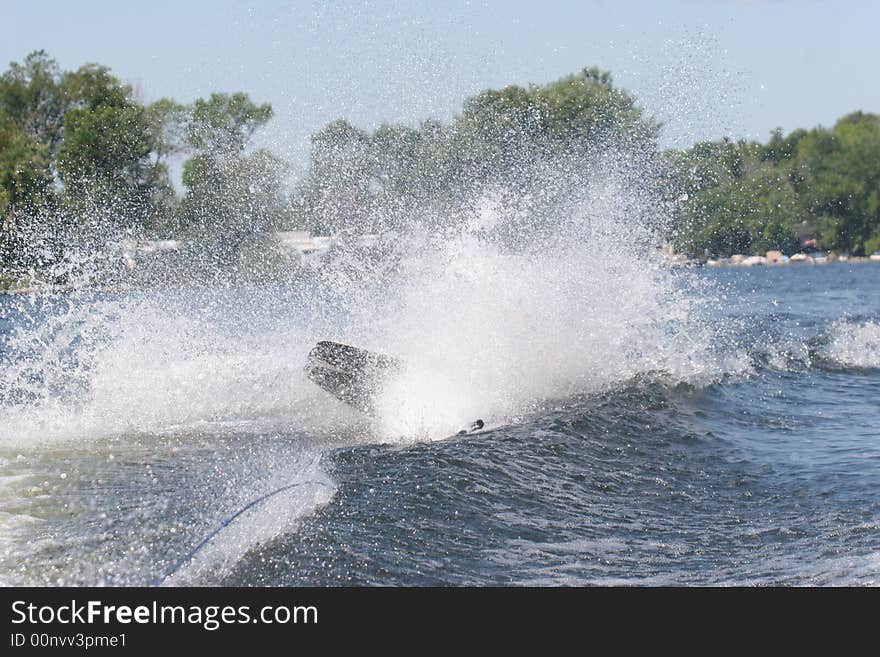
xmin=824 ymin=319 xmax=880 ymax=369
xmin=0 ymin=291 xmax=365 ymax=447
xmin=1 ymin=197 xmax=875 ymax=585
xmin=1 ymin=150 xmax=735 ymax=449
xmin=160 ymin=454 xmax=335 ymax=587
xmin=0 ymin=158 xmax=732 ymax=583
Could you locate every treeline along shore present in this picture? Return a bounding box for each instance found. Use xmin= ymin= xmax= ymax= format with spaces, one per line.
xmin=1 ymin=50 xmax=879 ymax=289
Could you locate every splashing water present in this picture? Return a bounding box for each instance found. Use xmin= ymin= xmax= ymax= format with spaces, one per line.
xmin=0 ymin=142 xmax=737 ymax=584
xmin=368 ymin=184 xmax=719 ymax=439
xmin=824 ymin=319 xmax=880 ymax=370
xmin=3 ymin=146 xmax=726 ymax=448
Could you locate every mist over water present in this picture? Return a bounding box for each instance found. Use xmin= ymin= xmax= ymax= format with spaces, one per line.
xmin=369 ymin=194 xmax=712 ymax=438
xmin=1 ymin=153 xmax=691 ymax=443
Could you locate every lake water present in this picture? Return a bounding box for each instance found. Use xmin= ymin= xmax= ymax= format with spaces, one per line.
xmin=1 ymin=262 xmax=878 ymax=586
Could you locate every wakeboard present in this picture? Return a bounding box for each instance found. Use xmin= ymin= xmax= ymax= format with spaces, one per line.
xmin=304 ymin=340 xmax=485 ymax=436
xmin=304 ymin=340 xmax=400 ymax=414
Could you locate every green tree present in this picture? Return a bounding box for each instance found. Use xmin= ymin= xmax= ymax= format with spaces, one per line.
xmin=0 ymin=50 xmax=66 ymax=152
xmin=292 ymin=67 xmax=659 ymax=235
xmin=187 ymin=92 xmax=273 ymax=157
xmin=0 ymin=112 xmax=54 ymax=268
xmin=60 ymin=63 xmax=130 ymax=112
xmin=0 ymin=113 xmax=52 ymax=213
xmin=794 ymin=113 xmax=880 ymax=254
xmin=143 ymin=98 xmax=189 ymax=230
xmin=761 ymin=127 xmax=807 ymax=164
xmin=146 ymin=98 xmax=188 ymax=167
xmin=294 ymin=119 xmax=374 ymax=234
xmin=179 ymin=92 xmax=280 ymax=271
xmin=670 ymin=137 xmax=801 ymax=257
xmin=0 ymin=53 xmax=293 ymax=284
xmin=56 ymin=103 xmax=156 ymax=233
xmin=53 ymin=64 xmax=178 ymax=234
xmin=57 ymin=105 xmax=152 ymax=189
xmin=533 ymin=67 xmax=658 ymax=152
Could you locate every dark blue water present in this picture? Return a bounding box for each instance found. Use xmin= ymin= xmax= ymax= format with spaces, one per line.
xmin=1 ymin=263 xmax=878 ymax=585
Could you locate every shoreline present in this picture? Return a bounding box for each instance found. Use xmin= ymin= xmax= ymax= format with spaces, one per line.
xmin=704 ymin=256 xmax=878 ymax=268
xmin=666 ymin=255 xmax=880 ymax=268
xmin=3 ymin=258 xmax=880 ymax=295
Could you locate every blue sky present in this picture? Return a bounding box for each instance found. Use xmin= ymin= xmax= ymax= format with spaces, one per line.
xmin=2 ymin=0 xmax=879 ymax=170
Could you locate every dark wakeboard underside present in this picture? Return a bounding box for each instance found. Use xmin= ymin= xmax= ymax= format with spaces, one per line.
xmin=305 ymin=340 xmax=485 ymax=435
xmin=304 ymin=340 xmax=400 ymax=414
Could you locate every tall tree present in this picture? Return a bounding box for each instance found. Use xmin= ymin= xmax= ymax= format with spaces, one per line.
xmin=187 ymin=92 xmax=273 ymax=157
xmin=292 ymin=67 xmax=660 ymax=235
xmin=0 ymin=112 xmax=54 ymax=268
xmin=179 ymin=92 xmax=279 ymax=270
xmin=795 ymin=113 xmax=880 ymax=254
xmin=0 ymin=50 xmax=66 ymax=152
xmin=54 ymin=65 xmax=157 ymax=230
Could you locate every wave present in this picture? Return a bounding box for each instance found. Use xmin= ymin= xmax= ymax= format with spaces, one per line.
xmin=822 ymin=319 xmax=880 ymax=370
xmin=720 ymin=314 xmax=880 ymax=377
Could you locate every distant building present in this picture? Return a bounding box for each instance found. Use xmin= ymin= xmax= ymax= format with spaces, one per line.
xmin=275 ymin=230 xmax=319 ymax=253
xmin=119 ymin=238 xmax=183 ymax=270
xmin=274 ymin=230 xmax=335 ymax=261
xmin=273 ymin=231 xmax=390 ymax=262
